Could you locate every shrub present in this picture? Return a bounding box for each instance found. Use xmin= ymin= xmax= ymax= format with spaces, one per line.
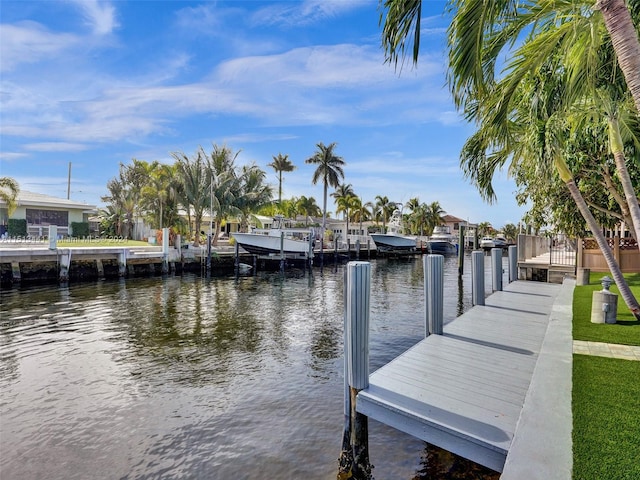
xmin=71 ymin=222 xmax=90 ymax=237
xmin=8 ymin=219 xmax=27 ymax=237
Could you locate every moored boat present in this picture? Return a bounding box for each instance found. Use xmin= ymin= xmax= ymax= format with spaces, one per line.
xmin=480 ymin=236 xmax=496 ymax=249
xmin=232 ymin=216 xmax=315 ymax=256
xmin=426 ymin=225 xmax=457 ymax=255
xmin=369 ymin=209 xmax=417 ymax=252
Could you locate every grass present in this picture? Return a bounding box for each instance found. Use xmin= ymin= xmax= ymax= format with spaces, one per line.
xmin=572 ymin=272 xmax=640 ymax=346
xmin=57 ymin=239 xmax=151 ymax=247
xmin=572 ymin=272 xmax=640 ymax=480
xmin=572 ymin=355 xmax=640 ymax=480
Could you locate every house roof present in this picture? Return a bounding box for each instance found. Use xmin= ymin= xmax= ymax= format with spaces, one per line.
xmin=442 ymin=214 xmax=467 ymax=223
xmin=0 ymin=190 xmax=96 ymax=211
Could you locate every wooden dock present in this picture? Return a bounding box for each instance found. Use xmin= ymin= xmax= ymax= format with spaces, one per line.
xmin=355 ymin=279 xmax=570 ymax=473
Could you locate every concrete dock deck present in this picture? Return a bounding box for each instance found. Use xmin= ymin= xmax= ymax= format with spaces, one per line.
xmin=356 ymin=279 xmax=573 ymax=475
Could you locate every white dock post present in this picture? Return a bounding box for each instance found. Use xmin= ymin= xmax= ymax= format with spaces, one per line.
xmin=162 ymin=227 xmax=169 ymax=274
xmin=58 ymin=250 xmax=71 ymax=283
xmin=508 ymin=245 xmax=517 ymax=283
xmin=491 ymin=247 xmax=503 ymax=291
xmin=424 ymin=254 xmax=444 ymax=336
xmin=472 ymin=251 xmax=485 ymax=306
xmin=338 ymin=261 xmax=372 ymax=479
xmin=48 ymin=225 xmax=57 ymax=250
xmin=118 ymin=249 xmax=127 ymax=277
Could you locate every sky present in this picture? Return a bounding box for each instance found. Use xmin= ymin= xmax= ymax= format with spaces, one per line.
xmin=0 ymin=0 xmax=528 ymax=228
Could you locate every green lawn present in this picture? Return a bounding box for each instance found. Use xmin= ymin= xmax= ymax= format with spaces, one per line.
xmin=572 ymin=272 xmax=640 ymax=480
xmin=572 ymin=355 xmax=640 ymax=480
xmin=572 ymin=272 xmax=640 ymax=346
xmin=57 ymin=239 xmax=151 ymax=247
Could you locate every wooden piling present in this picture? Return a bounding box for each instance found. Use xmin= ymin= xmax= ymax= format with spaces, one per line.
xmin=338 ymin=262 xmax=373 ymax=480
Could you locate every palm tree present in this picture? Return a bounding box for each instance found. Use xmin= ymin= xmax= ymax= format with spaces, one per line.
xmin=305 ymin=142 xmax=346 ymax=248
xmin=0 ymin=177 xmax=20 ymax=216
xmin=236 ymin=164 xmax=273 ymax=233
xmin=172 ymin=149 xmax=209 ymax=247
xmin=380 ymin=0 xmax=640 ymax=317
xmin=206 ymin=144 xmax=244 ymax=245
xmin=425 ymin=201 xmax=446 ymax=236
xmin=296 ymin=196 xmax=322 ymax=225
xmin=594 ymin=0 xmax=640 ymax=113
xmin=374 ymin=195 xmax=393 ymax=232
xmin=267 ymin=153 xmax=296 ymax=206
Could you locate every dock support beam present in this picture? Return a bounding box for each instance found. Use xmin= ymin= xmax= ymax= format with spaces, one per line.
xmin=339 ymin=262 xmax=373 ymax=480
xmin=118 ymin=250 xmax=127 ymax=277
xmin=491 ymin=247 xmax=503 ymax=291
xmin=58 ymin=250 xmax=71 ymax=283
xmin=11 ymin=261 xmax=21 ymax=284
xmin=424 ymin=255 xmax=444 ymax=336
xmin=472 ymin=251 xmax=485 ymax=306
xmin=162 ymin=227 xmax=169 ymax=274
xmin=508 ymin=245 xmax=517 ymax=283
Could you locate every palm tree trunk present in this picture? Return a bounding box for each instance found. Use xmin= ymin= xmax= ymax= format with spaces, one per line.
xmin=595 ymin=0 xmax=640 ymax=114
xmin=608 ymin=117 xmax=640 ymax=244
xmin=565 ymin=179 xmax=640 ymax=319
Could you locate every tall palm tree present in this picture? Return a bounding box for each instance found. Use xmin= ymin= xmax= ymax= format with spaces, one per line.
xmin=267 ymin=153 xmax=296 ymax=206
xmin=305 ymin=142 xmax=345 ymax=247
xmin=380 ymin=0 xmax=640 ymax=318
xmin=0 ymin=177 xmax=20 ymax=216
xmin=172 ymin=149 xmax=209 ymax=247
xmin=594 ymin=0 xmax=640 ymax=113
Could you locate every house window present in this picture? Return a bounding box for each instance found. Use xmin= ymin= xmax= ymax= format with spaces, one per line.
xmin=26 ymin=209 xmax=69 ymax=227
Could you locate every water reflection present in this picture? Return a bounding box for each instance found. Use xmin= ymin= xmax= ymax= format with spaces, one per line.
xmin=0 ymin=254 xmax=506 ymax=479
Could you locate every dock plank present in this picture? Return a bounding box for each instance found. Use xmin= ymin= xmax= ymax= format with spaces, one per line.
xmin=356 ymin=280 xmax=562 ymax=473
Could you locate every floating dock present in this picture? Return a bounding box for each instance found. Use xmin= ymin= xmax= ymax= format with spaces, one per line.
xmin=353 ymin=277 xmax=573 ymax=476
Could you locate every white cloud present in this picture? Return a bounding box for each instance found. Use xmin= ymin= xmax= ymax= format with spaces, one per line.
xmin=24 ymin=142 xmax=90 ymax=152
xmin=69 ymin=0 xmax=119 ymax=35
xmin=252 ymin=0 xmax=371 ymax=27
xmin=0 ymin=21 xmax=78 ymax=72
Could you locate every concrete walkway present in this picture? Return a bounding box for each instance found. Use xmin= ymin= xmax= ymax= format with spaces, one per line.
xmin=573 ymin=340 xmax=640 ymax=361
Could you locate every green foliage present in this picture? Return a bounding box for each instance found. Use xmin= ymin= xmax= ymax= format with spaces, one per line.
xmin=71 ymin=222 xmax=90 ymax=237
xmin=573 ymin=355 xmax=640 ymax=480
xmin=573 ymin=272 xmax=640 ymax=345
xmin=8 ymin=218 xmax=27 ymax=236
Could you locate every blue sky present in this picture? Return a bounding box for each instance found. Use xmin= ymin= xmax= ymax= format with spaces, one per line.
xmin=1 ymin=0 xmax=527 ymax=228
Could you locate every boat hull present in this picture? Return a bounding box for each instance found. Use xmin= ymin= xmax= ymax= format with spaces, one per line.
xmin=370 ymin=234 xmax=417 ymax=251
xmin=426 ymin=240 xmax=457 ymax=255
xmin=232 ymin=233 xmax=311 ymax=256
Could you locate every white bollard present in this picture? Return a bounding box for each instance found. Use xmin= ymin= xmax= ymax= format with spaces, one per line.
xmin=345 ymin=261 xmax=371 ymax=390
xmin=508 ymin=245 xmax=517 ymax=283
xmin=491 ymin=247 xmax=503 ymax=291
xmin=49 ymin=225 xmax=57 ymax=250
xmin=424 ymin=254 xmax=444 ymax=336
xmin=472 ymin=251 xmax=485 ymax=306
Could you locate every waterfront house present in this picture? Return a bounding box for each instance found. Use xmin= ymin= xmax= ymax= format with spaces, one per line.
xmin=0 ymin=190 xmax=96 ymax=238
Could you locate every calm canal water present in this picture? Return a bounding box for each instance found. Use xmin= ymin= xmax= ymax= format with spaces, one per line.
xmin=1 ymin=254 xmax=506 ymax=480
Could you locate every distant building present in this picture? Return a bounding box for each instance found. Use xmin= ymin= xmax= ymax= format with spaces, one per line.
xmin=0 ymin=190 xmax=96 ymax=237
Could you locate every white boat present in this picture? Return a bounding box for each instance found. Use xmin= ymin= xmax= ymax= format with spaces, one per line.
xmin=369 ymin=209 xmax=417 ymax=252
xmin=480 ymin=236 xmax=496 ymax=249
xmin=232 ymin=216 xmax=314 ymax=257
xmin=426 ymin=225 xmax=458 ymax=255
xmin=493 ymin=236 xmax=508 ymax=248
